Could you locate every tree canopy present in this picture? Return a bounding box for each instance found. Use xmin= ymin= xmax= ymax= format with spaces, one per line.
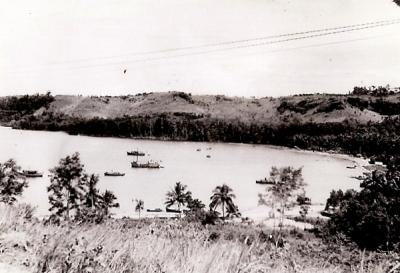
xmin=135 ymin=199 xmax=144 ymax=218
xmin=165 ymin=182 xmax=192 ymax=216
xmin=48 ymin=152 xmax=88 ymax=222
xmin=48 ymin=152 xmax=119 ymax=223
xmin=259 ymin=166 xmax=307 ymax=232
xmin=210 ymin=184 xmax=238 ymax=219
xmin=328 ymin=169 xmax=400 ymax=251
xmin=0 ymin=159 xmax=27 ymax=204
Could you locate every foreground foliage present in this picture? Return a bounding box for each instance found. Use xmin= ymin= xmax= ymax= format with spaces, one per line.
xmin=210 ymin=184 xmax=238 ymax=219
xmin=48 ymin=153 xmax=119 ymax=223
xmin=0 ymin=159 xmax=27 ymax=204
xmin=0 ymin=204 xmax=398 ymax=273
xmin=165 ymin=182 xmax=192 ymax=216
xmin=259 ymin=166 xmax=308 ymax=235
xmin=328 ymin=169 xmax=400 ymax=251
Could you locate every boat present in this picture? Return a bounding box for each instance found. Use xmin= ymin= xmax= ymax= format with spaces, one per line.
xmin=255 ymin=178 xmax=275 ymax=185
xmin=206 ymin=155 xmax=211 ymax=158
xmin=166 ymin=207 xmax=181 ymax=213
xmin=320 ymin=210 xmax=334 ymax=217
xmin=130 ymin=149 xmax=162 ymax=168
xmin=346 ymin=165 xmax=357 ymax=169
xmin=351 ymin=175 xmax=364 ymax=181
xmin=147 ymin=208 xmax=162 ymax=212
xmin=131 ymin=160 xmax=162 ymax=169
xmin=21 ymin=170 xmax=43 ymax=178
xmin=104 ymin=171 xmax=125 ymax=176
xmin=127 ymin=150 xmax=145 ymax=156
xmin=196 ymin=148 xmax=201 ymax=152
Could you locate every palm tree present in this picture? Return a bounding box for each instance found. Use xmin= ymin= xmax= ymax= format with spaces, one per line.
xmin=101 ymin=190 xmax=119 ymax=217
xmin=226 ymin=204 xmax=241 ymax=218
xmin=135 ymin=199 xmax=144 ymax=219
xmin=86 ymin=174 xmax=102 ymax=209
xmin=165 ymin=182 xmax=191 ymax=217
xmin=210 ymin=184 xmax=237 ymax=220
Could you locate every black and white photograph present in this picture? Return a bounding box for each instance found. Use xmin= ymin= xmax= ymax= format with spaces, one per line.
xmin=1 ymin=1 xmax=400 ymax=272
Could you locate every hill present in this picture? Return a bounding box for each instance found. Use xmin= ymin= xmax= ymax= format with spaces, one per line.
xmin=36 ymin=91 xmax=393 ymax=125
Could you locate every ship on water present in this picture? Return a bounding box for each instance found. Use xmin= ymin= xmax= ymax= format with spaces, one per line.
xmin=131 ymin=160 xmax=162 ymax=169
xmin=104 ymin=171 xmax=125 ymax=176
xmin=20 ymin=170 xmax=43 ymax=178
xmin=127 ymin=149 xmax=145 ymax=156
xmin=255 ymin=178 xmax=275 ymax=185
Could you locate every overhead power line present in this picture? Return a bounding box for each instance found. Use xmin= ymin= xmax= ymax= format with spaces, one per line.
xmin=48 ymin=18 xmax=400 ymax=65
xmin=3 ymin=18 xmax=400 ymax=74
xmin=71 ymin=19 xmax=400 ymax=69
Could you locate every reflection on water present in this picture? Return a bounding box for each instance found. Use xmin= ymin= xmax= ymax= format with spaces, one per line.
xmin=0 ymin=126 xmax=365 ymax=218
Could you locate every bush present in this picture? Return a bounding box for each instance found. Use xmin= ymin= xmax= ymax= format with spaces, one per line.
xmin=315 ymin=99 xmax=345 ymax=113
xmin=347 ymin=97 xmax=369 ymax=110
xmin=0 ymin=159 xmax=27 ymax=204
xmin=172 ymin=92 xmax=194 ymax=103
xmin=277 ymin=99 xmax=319 ymax=114
xmin=327 ymin=170 xmax=400 ymax=251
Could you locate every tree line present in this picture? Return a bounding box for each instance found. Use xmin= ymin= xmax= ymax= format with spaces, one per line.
xmin=0 ymin=92 xmax=54 ymax=123
xmin=13 ymin=110 xmax=400 ymax=164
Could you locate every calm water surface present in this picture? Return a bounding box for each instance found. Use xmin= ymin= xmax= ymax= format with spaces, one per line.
xmin=0 ymin=126 xmax=365 ymax=218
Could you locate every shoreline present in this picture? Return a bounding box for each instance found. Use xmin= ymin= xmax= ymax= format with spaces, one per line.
xmin=1 ymin=125 xmax=369 ymax=165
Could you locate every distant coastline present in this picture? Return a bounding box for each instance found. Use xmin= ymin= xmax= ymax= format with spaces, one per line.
xmin=1 ymin=91 xmax=399 ymax=165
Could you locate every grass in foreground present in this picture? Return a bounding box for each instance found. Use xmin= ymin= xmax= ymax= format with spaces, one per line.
xmin=0 ymin=204 xmax=398 ymax=273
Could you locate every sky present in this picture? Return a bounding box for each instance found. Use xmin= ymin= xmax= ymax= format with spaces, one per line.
xmin=1 ymin=0 xmax=400 ymax=97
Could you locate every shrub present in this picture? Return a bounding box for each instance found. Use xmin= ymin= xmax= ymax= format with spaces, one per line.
xmin=315 ymin=99 xmax=345 ymax=113
xmin=48 ymin=153 xmax=119 ymax=223
xmin=0 ymin=159 xmax=27 ymax=204
xmin=328 ymin=170 xmax=400 ymax=250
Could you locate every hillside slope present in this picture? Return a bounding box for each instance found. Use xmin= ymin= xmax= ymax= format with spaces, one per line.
xmin=38 ymin=91 xmax=394 ymax=125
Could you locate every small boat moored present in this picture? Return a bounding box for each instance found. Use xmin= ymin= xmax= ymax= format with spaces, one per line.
xmin=255 ymin=178 xmax=275 ymax=185
xmin=147 ymin=208 xmax=162 ymax=212
xmin=127 ymin=150 xmax=146 ymax=156
xmin=166 ymin=207 xmax=181 ymax=213
xmin=104 ymin=171 xmax=125 ymax=176
xmin=351 ymin=175 xmax=364 ymax=181
xmin=21 ymin=170 xmax=43 ymax=178
xmin=131 ymin=160 xmax=162 ymax=169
